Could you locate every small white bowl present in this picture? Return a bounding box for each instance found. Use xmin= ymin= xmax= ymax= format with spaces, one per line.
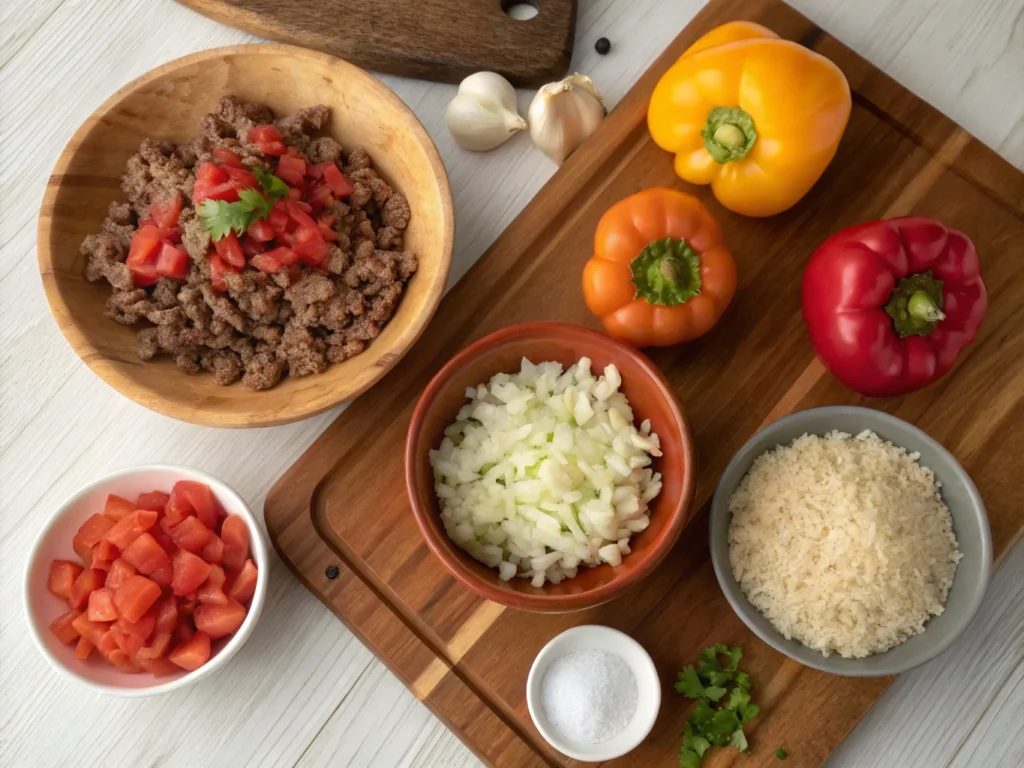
xmin=526 ymin=625 xmax=661 ymax=762
xmin=23 ymin=465 xmax=269 ymax=696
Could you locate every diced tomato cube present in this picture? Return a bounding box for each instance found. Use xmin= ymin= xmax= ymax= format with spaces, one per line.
xmin=194 ymin=599 xmax=247 ymax=639
xmin=150 ymin=562 xmax=173 ymax=588
xmin=138 ymin=217 xmax=158 ymax=228
xmin=127 ymin=225 xmax=164 ymax=267
xmin=208 ymin=254 xmax=237 ymax=292
xmin=97 ymin=629 xmax=120 ymax=658
xmin=260 ymin=246 xmax=298 ymax=267
xmin=246 ymin=218 xmax=275 ymax=242
xmin=249 ymin=253 xmax=283 ymax=273
xmin=103 ymin=509 xmax=158 ymax=550
xmin=128 ymin=262 xmax=160 ymax=287
xmin=90 ymin=539 xmax=119 ymax=571
xmin=87 ymin=588 xmax=118 ymax=621
xmin=154 ymin=595 xmax=179 ymax=633
xmin=156 ymin=242 xmax=191 ymax=279
xmin=136 ymin=630 xmax=173 ymax=660
xmin=286 ymin=200 xmax=316 ymax=225
xmin=285 ymin=145 xmax=301 ymax=158
xmin=72 ymin=613 xmax=111 ymax=646
xmin=68 ymin=568 xmax=106 ymax=610
xmin=172 ymin=549 xmax=212 ymax=597
xmin=179 ymin=592 xmax=199 ymax=615
xmin=75 ymin=636 xmax=95 ymax=660
xmin=175 ymin=618 xmax=195 ymax=643
xmin=294 ymin=238 xmax=331 ymax=266
xmin=108 ymin=649 xmax=143 ymax=673
xmin=249 ymin=124 xmax=283 ymax=144
xmin=105 ymin=558 xmax=137 ymax=591
xmin=173 ymin=481 xmax=219 ymax=529
xmin=116 ymin=609 xmax=156 ymax=642
xmin=257 ymin=140 xmax=287 ymax=156
xmin=50 ymin=610 xmax=83 ymax=644
xmin=149 ymin=190 xmax=182 ymax=228
xmin=276 ymin=154 xmax=306 ymax=185
xmin=286 ymin=186 xmax=303 ymax=201
xmin=306 ymin=181 xmax=334 ymax=213
xmin=318 ymin=221 xmax=338 ymax=242
xmin=200 ymin=180 xmax=241 ymax=204
xmin=169 ymin=631 xmax=211 ymax=671
xmin=136 ymin=491 xmax=169 ymax=513
xmin=323 ymin=163 xmax=354 ymax=198
xmin=138 ymin=656 xmax=179 ymax=676
xmin=241 ymin=237 xmax=268 ymax=257
xmin=307 ymin=162 xmax=330 ymax=180
xmin=226 ymin=560 xmax=258 ymax=604
xmin=198 ymin=161 xmax=229 ymax=183
xmin=213 ymin=147 xmax=244 ymax=168
xmin=199 ymin=533 xmax=224 ymax=565
xmin=47 ymin=560 xmax=83 ymax=599
xmin=198 ymin=565 xmax=229 ymax=606
xmin=224 ymin=164 xmax=259 ymax=191
xmin=318 ymin=213 xmax=336 ymax=227
xmin=104 ymin=494 xmax=137 ymax=521
xmin=170 ymin=516 xmax=213 ymax=554
xmin=111 ymin=626 xmax=145 ymax=657
xmin=268 ymin=202 xmax=291 ymax=233
xmin=121 ymin=532 xmax=171 ymax=575
xmin=74 ymin=513 xmax=116 ymax=563
xmin=220 ymin=516 xmax=251 ymax=571
xmin=113 ymin=575 xmax=162 ymax=623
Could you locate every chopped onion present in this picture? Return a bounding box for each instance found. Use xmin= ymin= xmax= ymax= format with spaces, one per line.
xmin=429 ymin=357 xmax=662 ymax=586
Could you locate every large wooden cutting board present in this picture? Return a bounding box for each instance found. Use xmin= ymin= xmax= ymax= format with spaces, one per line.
xmin=174 ymin=0 xmax=575 ymax=86
xmin=264 ymin=0 xmax=1024 ymax=765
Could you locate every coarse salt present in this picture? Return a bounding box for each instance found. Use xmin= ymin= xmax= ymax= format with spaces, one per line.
xmin=539 ymin=648 xmax=638 ymax=744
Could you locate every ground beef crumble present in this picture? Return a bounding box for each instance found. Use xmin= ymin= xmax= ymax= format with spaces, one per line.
xmin=81 ymin=95 xmax=417 ymax=390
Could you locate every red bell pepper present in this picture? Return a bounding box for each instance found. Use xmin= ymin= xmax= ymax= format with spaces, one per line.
xmin=802 ymin=217 xmax=987 ymax=397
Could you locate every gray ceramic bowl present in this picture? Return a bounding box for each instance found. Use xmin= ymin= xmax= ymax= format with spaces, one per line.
xmin=709 ymin=406 xmax=991 ymax=677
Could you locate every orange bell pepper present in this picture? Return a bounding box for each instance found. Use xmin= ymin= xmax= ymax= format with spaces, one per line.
xmin=648 ymin=22 xmax=852 ymax=217
xmin=582 ymin=188 xmax=736 ymax=347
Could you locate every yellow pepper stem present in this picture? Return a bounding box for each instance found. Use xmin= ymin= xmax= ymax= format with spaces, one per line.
xmin=702 ymin=106 xmax=757 ymax=163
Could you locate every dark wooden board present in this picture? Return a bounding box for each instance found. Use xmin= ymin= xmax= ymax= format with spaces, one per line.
xmin=174 ymin=0 xmax=576 ymax=86
xmin=265 ymin=0 xmax=1024 ymax=765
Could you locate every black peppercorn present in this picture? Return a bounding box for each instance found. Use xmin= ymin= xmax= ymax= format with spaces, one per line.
xmin=595 ymin=37 xmax=611 ymax=55
xmin=325 ymin=565 xmax=340 ymax=580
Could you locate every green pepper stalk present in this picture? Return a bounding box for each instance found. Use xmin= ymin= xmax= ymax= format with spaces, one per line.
xmin=702 ymin=106 xmax=757 ymax=163
xmin=883 ymin=271 xmax=946 ymax=338
xmin=629 ymin=237 xmax=702 ymax=306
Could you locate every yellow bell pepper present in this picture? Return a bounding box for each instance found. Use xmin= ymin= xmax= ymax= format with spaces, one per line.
xmin=648 ymin=22 xmax=852 ymax=217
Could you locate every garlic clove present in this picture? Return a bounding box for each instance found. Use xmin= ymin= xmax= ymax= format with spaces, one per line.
xmin=445 ymin=71 xmax=527 ymax=152
xmin=528 ymin=73 xmax=606 ymax=164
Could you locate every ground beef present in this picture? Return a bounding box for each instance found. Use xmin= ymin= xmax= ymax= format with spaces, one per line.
xmin=81 ymin=96 xmax=417 ymax=390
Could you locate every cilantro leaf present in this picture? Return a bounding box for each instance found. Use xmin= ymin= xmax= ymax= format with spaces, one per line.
xmin=196 ymin=169 xmax=289 ymax=241
xmin=725 ymin=685 xmax=750 ymax=713
xmin=679 ymin=748 xmax=701 ymax=768
xmin=197 ymin=198 xmax=250 ymax=240
xmin=674 ymin=666 xmax=706 ymax=699
xmin=730 ymin=729 xmax=748 ymax=752
xmin=734 ymin=671 xmax=751 ymax=690
xmin=256 ymin=167 xmax=289 ymax=200
xmin=697 ymin=655 xmax=733 ymax=688
xmin=682 ymin=723 xmax=711 ymax=759
xmin=703 ymin=685 xmax=728 ymax=702
xmin=741 ymin=704 xmax=761 ymax=722
xmin=724 ymin=646 xmax=742 ymax=672
xmin=238 ymin=188 xmax=272 ymax=219
xmin=706 ymin=709 xmax=742 ymax=746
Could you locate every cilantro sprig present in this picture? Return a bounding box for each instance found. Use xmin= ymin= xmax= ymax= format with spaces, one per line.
xmin=675 ymin=644 xmax=760 ymax=768
xmin=197 ymin=167 xmax=289 ymax=241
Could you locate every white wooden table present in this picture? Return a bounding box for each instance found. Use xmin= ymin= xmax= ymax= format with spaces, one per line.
xmin=3 ymin=0 xmax=1023 ymax=765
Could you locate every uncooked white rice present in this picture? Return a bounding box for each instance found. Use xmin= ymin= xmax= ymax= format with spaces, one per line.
xmin=728 ymin=429 xmax=962 ymax=659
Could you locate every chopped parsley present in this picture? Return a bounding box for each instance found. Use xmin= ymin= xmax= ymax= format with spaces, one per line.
xmin=777 ymin=748 xmax=788 ymax=759
xmin=676 ymin=644 xmax=760 ymax=768
xmin=197 ymin=167 xmax=289 ymax=240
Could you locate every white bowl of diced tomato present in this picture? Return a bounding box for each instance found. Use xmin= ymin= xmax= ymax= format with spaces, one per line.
xmin=23 ymin=465 xmax=268 ymax=696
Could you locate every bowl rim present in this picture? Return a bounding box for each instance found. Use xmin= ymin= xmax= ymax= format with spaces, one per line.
xmin=709 ymin=404 xmax=993 ymax=677
xmin=525 ymin=624 xmax=662 ymax=761
xmin=23 ymin=464 xmax=269 ymax=697
xmin=36 ymin=42 xmax=454 ymax=428
xmin=404 ymin=321 xmax=698 ymax=612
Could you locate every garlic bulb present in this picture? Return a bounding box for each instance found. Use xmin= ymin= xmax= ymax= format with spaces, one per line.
xmin=528 ymin=74 xmax=606 ymax=164
xmin=445 ymin=72 xmax=527 ymax=151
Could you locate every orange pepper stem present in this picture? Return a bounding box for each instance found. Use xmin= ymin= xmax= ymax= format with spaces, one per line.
xmin=883 ymin=270 xmax=946 ymax=338
xmin=702 ymin=106 xmax=757 ymax=163
xmin=629 ymin=237 xmax=702 ymax=306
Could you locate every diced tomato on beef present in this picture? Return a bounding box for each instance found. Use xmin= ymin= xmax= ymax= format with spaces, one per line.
xmin=212 ymin=147 xmax=244 ymax=168
xmin=194 ymin=180 xmax=240 ymax=204
xmin=155 ymin=242 xmax=191 ymax=279
xmin=223 ymin=164 xmax=259 ymax=191
xmin=307 ymin=162 xmax=330 ymax=180
xmin=208 ymin=254 xmax=237 ymax=292
xmin=197 ymin=161 xmax=229 ymax=184
xmin=213 ymin=232 xmax=245 ymax=268
xmin=249 ymin=125 xmax=283 ymax=144
xmin=323 ymin=163 xmax=354 ymax=198
xmin=241 ymin=237 xmax=268 ymax=257
xmin=126 ymin=225 xmax=165 ymax=288
xmin=246 ymin=218 xmax=276 ymax=242
xmin=257 ymin=140 xmax=287 ymax=156
xmin=47 ymin=560 xmax=84 ymax=599
xmin=295 ymin=238 xmax=331 ymax=267
xmin=318 ymin=221 xmax=338 ymax=242
xmin=149 ymin=190 xmax=182 ymax=228
xmin=276 ymin=154 xmax=306 ymax=185
xmin=104 ymin=494 xmax=137 ymax=521
xmin=50 ymin=610 xmax=83 ymax=644
xmin=250 ymin=253 xmax=283 ymax=273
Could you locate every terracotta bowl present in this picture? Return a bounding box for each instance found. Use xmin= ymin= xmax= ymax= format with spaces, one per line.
xmin=405 ymin=322 xmax=697 ymax=613
xmin=38 ymin=44 xmax=453 ymax=428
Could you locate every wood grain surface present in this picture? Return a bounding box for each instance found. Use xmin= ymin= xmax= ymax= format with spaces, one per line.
xmin=37 ymin=44 xmax=454 ymax=428
xmin=173 ymin=0 xmax=577 ymax=87
xmin=264 ymin=0 xmax=1024 ymax=766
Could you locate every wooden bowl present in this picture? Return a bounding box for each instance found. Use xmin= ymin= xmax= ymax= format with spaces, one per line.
xmin=38 ymin=44 xmax=453 ymax=427
xmin=405 ymin=322 xmax=698 ymax=613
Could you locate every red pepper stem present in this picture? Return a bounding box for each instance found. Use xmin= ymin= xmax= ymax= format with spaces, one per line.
xmin=908 ymin=291 xmax=945 ymax=323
